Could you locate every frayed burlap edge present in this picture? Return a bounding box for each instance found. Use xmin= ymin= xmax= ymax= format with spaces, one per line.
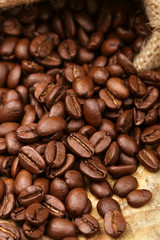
xmin=0 ymin=0 xmax=42 ymax=9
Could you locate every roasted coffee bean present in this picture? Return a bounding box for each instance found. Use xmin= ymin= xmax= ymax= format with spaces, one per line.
xmin=145 ymin=108 xmax=158 ymax=126
xmin=116 ymin=109 xmax=133 ymax=133
xmin=44 ymin=194 xmax=66 ymax=218
xmin=79 ymin=156 xmax=107 ymax=181
xmin=0 ymin=222 xmax=20 ymax=240
xmin=74 ymin=12 xmax=95 ymax=33
xmin=117 ymin=52 xmax=138 ymax=75
xmin=0 ymin=193 xmax=16 ymax=218
xmin=11 ymin=156 xmax=21 ymax=178
xmin=101 ymin=37 xmax=120 ymax=56
xmin=65 ymin=94 xmax=82 ymax=119
xmin=44 ymin=141 xmax=66 ymax=168
xmin=84 ymin=198 xmax=92 ymax=214
xmin=113 ymin=176 xmax=138 ymax=197
xmin=50 ymin=178 xmax=69 ymax=201
xmin=88 ymin=66 xmax=108 ymax=85
xmin=97 ymin=197 xmax=121 ymax=218
xmin=138 ymin=149 xmax=160 ymax=172
xmin=87 ymin=31 xmax=104 ymax=51
xmin=18 ymin=185 xmax=45 ymax=207
xmin=89 ymin=180 xmax=113 ymax=199
xmin=19 ymin=146 xmax=46 ymax=174
xmin=77 ymin=47 xmax=95 ymax=64
xmin=46 ymin=218 xmax=77 ymax=239
xmin=0 ymin=156 xmax=15 ymax=177
xmin=128 ymin=75 xmax=147 ymax=97
xmin=58 ymin=39 xmax=77 ymax=60
xmin=67 ymin=132 xmax=94 ymax=158
xmin=79 ymin=125 xmax=96 ymax=139
xmin=73 ymin=76 xmax=94 ymax=98
xmin=11 ymin=207 xmax=26 ymax=224
xmin=89 ymin=130 xmax=111 ymax=153
xmin=106 ymin=77 xmax=130 ymax=99
xmin=4 ymin=178 xmax=14 ymax=194
xmin=99 ymin=88 xmax=122 ymax=110
xmin=108 ymin=164 xmax=137 ymax=178
xmin=117 ymin=134 xmax=138 ymax=157
xmin=36 ymin=116 xmax=66 ymax=137
xmin=141 ymin=124 xmax=160 ymax=144
xmin=6 ymin=130 xmax=23 ymax=155
xmin=104 ymin=210 xmax=126 ymax=238
xmin=64 ymin=170 xmax=85 ymax=189
xmin=45 ymin=85 xmax=66 ymax=109
xmin=0 ymin=122 xmax=19 ymax=137
xmin=126 ymin=189 xmax=152 ymax=208
xmin=133 ymin=127 xmax=142 ymax=147
xmin=119 ymin=152 xmax=138 ymax=165
xmin=104 ymin=141 xmax=120 ymax=166
xmin=33 ymin=177 xmax=50 ymax=195
xmin=134 ymin=108 xmax=145 ymax=126
xmin=16 ymin=123 xmax=39 ymax=143
xmin=0 ymin=138 xmax=7 ymax=154
xmin=65 ymin=187 xmax=87 ymax=217
xmin=107 ymin=64 xmax=124 ymax=77
xmin=99 ymin=118 xmax=117 ymax=139
xmin=23 ymin=222 xmax=45 ymax=240
xmin=83 ymin=98 xmax=102 ymax=127
xmin=75 ymin=214 xmax=99 ymax=237
xmin=14 ymin=169 xmax=32 ymax=195
xmin=25 ymin=203 xmax=49 ymax=226
xmin=0 ymin=177 xmax=5 ymax=201
xmin=64 ymin=64 xmax=85 ymax=83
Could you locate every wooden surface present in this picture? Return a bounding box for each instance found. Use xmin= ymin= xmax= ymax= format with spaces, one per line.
xmin=1 ymin=164 xmax=160 ymax=240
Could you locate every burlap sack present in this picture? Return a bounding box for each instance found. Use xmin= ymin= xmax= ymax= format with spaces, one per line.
xmin=0 ymin=1 xmax=160 ymax=240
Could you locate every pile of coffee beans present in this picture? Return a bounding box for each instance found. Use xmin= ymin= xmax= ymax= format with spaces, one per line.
xmin=0 ymin=0 xmax=159 ymax=239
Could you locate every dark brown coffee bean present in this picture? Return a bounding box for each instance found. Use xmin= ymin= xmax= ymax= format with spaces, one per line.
xmin=33 ymin=177 xmax=50 ymax=195
xmin=116 ymin=109 xmax=133 ymax=134
xmin=89 ymin=130 xmax=111 ymax=154
xmin=113 ymin=176 xmax=138 ymax=198
xmin=127 ymin=189 xmax=152 ymax=208
xmin=119 ymin=152 xmax=138 ymax=165
xmin=16 ymin=123 xmax=39 ymax=143
xmin=25 ymin=203 xmax=49 ymax=226
xmin=77 ymin=47 xmax=95 ymax=64
xmin=19 ymin=146 xmax=46 ymax=174
xmin=58 ymin=38 xmax=77 ymax=60
xmin=117 ymin=52 xmax=138 ymax=75
xmin=0 ymin=177 xmax=5 ymax=201
xmin=128 ymin=75 xmax=147 ymax=97
xmin=97 ymin=197 xmax=121 ymax=218
xmin=46 ymin=218 xmax=77 ymax=239
xmin=5 ymin=130 xmax=23 ymax=155
xmin=44 ymin=194 xmax=66 ymax=218
xmin=99 ymin=88 xmax=122 ymax=110
xmin=138 ymin=149 xmax=160 ymax=172
xmin=36 ymin=116 xmax=66 ymax=137
xmin=108 ymin=164 xmax=137 ymax=178
xmin=14 ymin=169 xmax=32 ymax=195
xmin=79 ymin=156 xmax=107 ymax=181
xmin=65 ymin=94 xmax=82 ymax=119
xmin=88 ymin=66 xmax=109 ymax=85
xmin=87 ymin=31 xmax=104 ymax=51
xmin=44 ymin=141 xmax=66 ymax=168
xmin=65 ymin=64 xmax=85 ymax=83
xmin=97 ymin=9 xmax=112 ymax=33
xmin=0 ymin=100 xmax=23 ymax=123
xmin=0 ymin=156 xmax=15 ymax=177
xmin=0 ymin=138 xmax=7 ymax=154
xmin=99 ymin=118 xmax=117 ymax=139
xmin=0 ymin=36 xmax=18 ymax=60
xmin=0 ymin=122 xmax=19 ymax=137
xmin=74 ymin=12 xmax=95 ymax=33
xmin=104 ymin=141 xmax=120 ymax=166
xmin=22 ymin=60 xmax=44 ymax=73
xmin=104 ymin=210 xmax=126 ymax=238
xmin=141 ymin=124 xmax=160 ymax=144
xmin=0 ymin=193 xmax=16 ymax=218
xmin=0 ymin=222 xmax=20 ymax=240
xmin=64 ymin=170 xmax=85 ymax=189
xmin=63 ymin=9 xmax=76 ymax=38
xmin=67 ymin=132 xmax=94 ymax=158
xmin=134 ymin=86 xmax=159 ymax=111
xmin=101 ymin=37 xmax=120 ymax=56
xmin=93 ymin=56 xmax=107 ymax=67
xmin=117 ymin=134 xmax=138 ymax=157
xmin=73 ymin=76 xmax=94 ymax=98
xmin=83 ymin=198 xmax=92 ymax=214
xmin=89 ymin=180 xmax=112 ymax=199
xmin=145 ymin=108 xmax=158 ymax=126
xmin=106 ymin=77 xmax=130 ymax=99
xmin=50 ymin=178 xmax=69 ymax=201
xmin=11 ymin=207 xmax=26 ymax=224
xmin=134 ymin=108 xmax=145 ymax=126
xmin=77 ymin=27 xmax=89 ymax=47
xmin=75 ymin=214 xmax=99 ymax=237
xmin=18 ymin=185 xmax=44 ymax=207
xmin=79 ymin=125 xmax=96 ymax=139
xmin=65 ymin=187 xmax=87 ymax=217
xmin=23 ymin=222 xmax=45 ymax=240
xmin=4 ymin=178 xmax=14 ymax=195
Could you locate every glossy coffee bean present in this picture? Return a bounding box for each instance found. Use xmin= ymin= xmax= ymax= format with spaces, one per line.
xmin=117 ymin=134 xmax=138 ymax=157
xmin=99 ymin=118 xmax=117 ymax=139
xmin=138 ymin=149 xmax=160 ymax=172
xmin=64 ymin=170 xmax=85 ymax=189
xmin=97 ymin=197 xmax=121 ymax=218
xmin=116 ymin=109 xmax=133 ymax=134
xmin=0 ymin=222 xmax=20 ymax=240
xmin=89 ymin=130 xmax=111 ymax=154
xmin=6 ymin=130 xmax=23 ymax=155
xmin=113 ymin=176 xmax=138 ymax=198
xmin=11 ymin=207 xmax=26 ymax=224
xmin=89 ymin=180 xmax=113 ymax=199
xmin=104 ymin=141 xmax=120 ymax=166
xmin=73 ymin=76 xmax=94 ymax=98
xmin=126 ymin=189 xmax=152 ymax=208
xmin=50 ymin=178 xmax=69 ymax=201
xmin=0 ymin=193 xmax=16 ymax=218
xmin=88 ymin=66 xmax=108 ymax=85
xmin=23 ymin=222 xmax=45 ymax=240
xmin=65 ymin=187 xmax=87 ymax=217
xmin=46 ymin=218 xmax=77 ymax=239
xmin=106 ymin=77 xmax=130 ymax=99
xmin=14 ymin=169 xmax=32 ymax=195
xmin=117 ymin=52 xmax=138 ymax=75
xmin=141 ymin=124 xmax=160 ymax=144
xmin=65 ymin=94 xmax=82 ymax=119
xmin=108 ymin=164 xmax=137 ymax=178
xmin=99 ymin=88 xmax=122 ymax=110
xmin=101 ymin=37 xmax=120 ymax=56
xmin=80 ymin=156 xmax=107 ymax=181
xmin=75 ymin=214 xmax=99 ymax=237
xmin=83 ymin=198 xmax=92 ymax=214
xmin=16 ymin=123 xmax=39 ymax=143
xmin=119 ymin=152 xmax=137 ymax=165
xmin=128 ymin=75 xmax=147 ymax=97
xmin=104 ymin=210 xmax=126 ymax=238
xmin=25 ymin=203 xmax=49 ymax=226
xmin=33 ymin=177 xmax=50 ymax=195
xmin=44 ymin=194 xmax=65 ymax=218
xmin=58 ymin=38 xmax=77 ymax=60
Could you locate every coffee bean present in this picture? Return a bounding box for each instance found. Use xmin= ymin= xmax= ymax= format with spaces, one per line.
xmin=89 ymin=130 xmax=111 ymax=153
xmin=88 ymin=66 xmax=109 ymax=85
xmin=97 ymin=197 xmax=121 ymax=218
xmin=117 ymin=134 xmax=138 ymax=157
xmin=58 ymin=39 xmax=77 ymax=60
xmin=99 ymin=88 xmax=122 ymax=110
xmin=138 ymin=149 xmax=160 ymax=172
xmin=74 ymin=12 xmax=95 ymax=33
xmin=64 ymin=170 xmax=85 ymax=189
xmin=65 ymin=94 xmax=82 ymax=119
xmin=0 ymin=193 xmax=16 ymax=218
xmin=126 ymin=189 xmax=152 ymax=208
xmin=75 ymin=214 xmax=99 ymax=237
xmin=141 ymin=124 xmax=160 ymax=144
xmin=46 ymin=218 xmax=77 ymax=239
xmin=67 ymin=132 xmax=94 ymax=158
xmin=14 ymin=169 xmax=32 ymax=195
xmin=108 ymin=164 xmax=137 ymax=178
xmin=116 ymin=109 xmax=133 ymax=133
xmin=79 ymin=156 xmax=107 ymax=181
xmin=106 ymin=77 xmax=130 ymax=99
xmin=101 ymin=37 xmax=120 ymax=56
xmin=0 ymin=222 xmax=20 ymax=240
xmin=117 ymin=52 xmax=138 ymax=75
xmin=113 ymin=176 xmax=138 ymax=197
xmin=33 ymin=177 xmax=50 ymax=195
xmin=11 ymin=207 xmax=26 ymax=224
xmin=44 ymin=194 xmax=66 ymax=218
xmin=73 ymin=76 xmax=94 ymax=98
xmin=84 ymin=198 xmax=92 ymax=214
xmin=104 ymin=141 xmax=120 ymax=166
xmin=50 ymin=178 xmax=69 ymax=201
xmin=23 ymin=222 xmax=45 ymax=240
xmin=87 ymin=31 xmax=104 ymax=51
xmin=119 ymin=152 xmax=138 ymax=165
xmin=18 ymin=185 xmax=45 ymax=207
xmin=89 ymin=180 xmax=113 ymax=199
xmin=0 ymin=177 xmax=5 ymax=201
xmin=19 ymin=146 xmax=46 ymax=174
xmin=99 ymin=118 xmax=117 ymax=139
xmin=25 ymin=203 xmax=49 ymax=226
xmin=104 ymin=210 xmax=126 ymax=238
xmin=65 ymin=187 xmax=87 ymax=217
xmin=128 ymin=75 xmax=147 ymax=97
